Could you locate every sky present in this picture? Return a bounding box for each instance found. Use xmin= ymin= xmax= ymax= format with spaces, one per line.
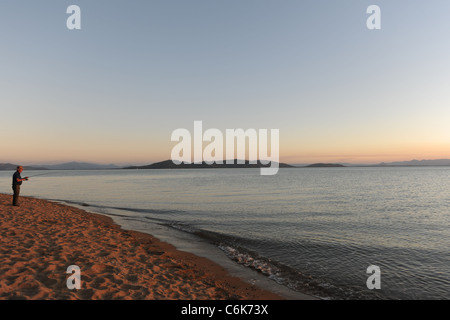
xmin=1 ymin=0 xmax=449 ymax=165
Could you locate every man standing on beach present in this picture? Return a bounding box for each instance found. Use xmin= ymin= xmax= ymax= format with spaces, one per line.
xmin=12 ymin=166 xmax=28 ymax=206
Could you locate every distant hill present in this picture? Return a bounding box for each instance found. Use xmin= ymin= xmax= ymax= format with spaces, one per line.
xmin=0 ymin=163 xmax=47 ymax=171
xmin=305 ymin=163 xmax=346 ymax=167
xmin=33 ymin=162 xmax=120 ymax=170
xmin=124 ymin=159 xmax=294 ymax=169
xmin=377 ymin=159 xmax=450 ymax=166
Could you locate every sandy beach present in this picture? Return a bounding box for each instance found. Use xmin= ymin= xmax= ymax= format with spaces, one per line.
xmin=0 ymin=193 xmax=284 ymax=300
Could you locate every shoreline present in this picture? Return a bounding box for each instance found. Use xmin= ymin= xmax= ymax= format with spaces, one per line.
xmin=67 ymin=200 xmax=316 ymax=300
xmin=0 ymin=193 xmax=314 ymax=300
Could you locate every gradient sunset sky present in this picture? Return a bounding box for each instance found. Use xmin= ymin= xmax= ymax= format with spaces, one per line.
xmin=1 ymin=0 xmax=449 ymax=165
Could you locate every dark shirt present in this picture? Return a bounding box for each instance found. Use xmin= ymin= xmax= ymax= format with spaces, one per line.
xmin=12 ymin=171 xmax=22 ymax=186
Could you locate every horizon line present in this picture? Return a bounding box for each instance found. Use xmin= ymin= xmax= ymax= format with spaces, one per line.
xmin=3 ymin=157 xmax=450 ymax=167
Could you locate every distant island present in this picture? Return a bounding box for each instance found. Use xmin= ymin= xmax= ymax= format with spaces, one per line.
xmin=376 ymin=159 xmax=450 ymax=166
xmin=124 ymin=159 xmax=294 ymax=169
xmin=304 ymin=163 xmax=346 ymax=167
xmin=0 ymin=162 xmax=119 ymax=171
xmin=36 ymin=162 xmax=120 ymax=170
xmin=0 ymin=163 xmax=48 ymax=171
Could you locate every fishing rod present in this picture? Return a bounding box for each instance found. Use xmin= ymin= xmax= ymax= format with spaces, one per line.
xmin=26 ymin=172 xmax=59 ymax=178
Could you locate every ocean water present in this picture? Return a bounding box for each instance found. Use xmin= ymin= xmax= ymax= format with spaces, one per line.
xmin=1 ymin=167 xmax=449 ymax=299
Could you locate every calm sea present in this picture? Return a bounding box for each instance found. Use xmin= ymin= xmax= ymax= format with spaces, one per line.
xmin=1 ymin=167 xmax=449 ymax=299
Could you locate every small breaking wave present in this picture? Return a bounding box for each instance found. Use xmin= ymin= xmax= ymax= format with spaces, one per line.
xmin=218 ymin=245 xmax=282 ymax=277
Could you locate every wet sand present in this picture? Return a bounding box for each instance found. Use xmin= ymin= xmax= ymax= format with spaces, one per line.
xmin=0 ymin=193 xmax=286 ymax=300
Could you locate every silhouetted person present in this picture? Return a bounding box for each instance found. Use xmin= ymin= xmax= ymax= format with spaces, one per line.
xmin=12 ymin=166 xmax=28 ymax=206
